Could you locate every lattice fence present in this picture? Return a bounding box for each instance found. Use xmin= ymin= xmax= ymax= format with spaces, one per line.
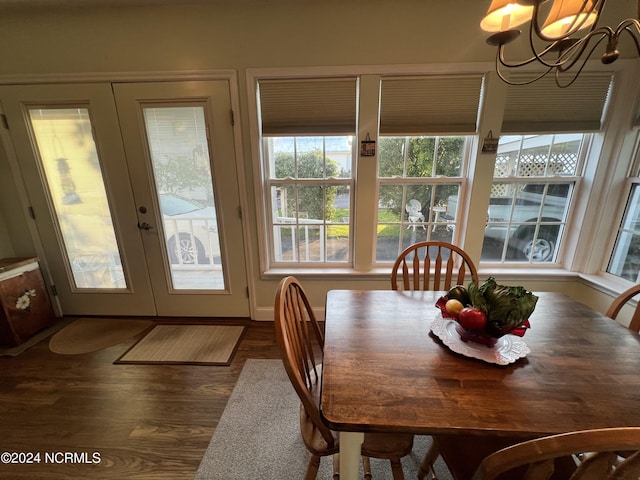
xmin=495 ymin=151 xmax=578 ymax=177
xmin=491 ymin=152 xmax=578 ymax=196
xmin=492 ymin=151 xmax=578 ymax=196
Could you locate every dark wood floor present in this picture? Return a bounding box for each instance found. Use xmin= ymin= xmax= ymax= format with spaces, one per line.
xmin=0 ymin=318 xmax=282 ymax=479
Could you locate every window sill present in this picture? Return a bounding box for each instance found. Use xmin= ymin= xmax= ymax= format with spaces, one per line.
xmin=477 ymin=266 xmax=579 ymax=283
xmin=264 ymin=266 xmax=638 ymax=293
xmin=263 ymin=266 xmax=394 ymax=281
xmin=577 ymin=272 xmax=636 ymax=298
xmin=263 ymin=265 xmax=582 ymax=282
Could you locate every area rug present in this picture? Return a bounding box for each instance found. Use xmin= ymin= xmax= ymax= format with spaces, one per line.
xmin=115 ymin=324 xmax=245 ymax=365
xmin=0 ymin=317 xmax=74 ymax=357
xmin=195 ymin=359 xmax=453 ymax=480
xmin=49 ymin=318 xmax=154 ymax=355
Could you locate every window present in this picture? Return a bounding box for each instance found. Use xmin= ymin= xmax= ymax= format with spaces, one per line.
xmin=481 ymin=72 xmax=611 ymax=265
xmin=608 ymin=182 xmax=640 ymax=282
xmin=265 ymin=135 xmax=354 ymax=263
xmin=257 ymin=77 xmax=357 ymax=266
xmin=253 ymin=71 xmax=620 ymax=273
xmin=374 ymin=75 xmax=483 ymax=264
xmin=376 ymin=136 xmax=468 ymax=262
xmin=480 ymin=134 xmax=585 ymax=263
xmin=606 ymin=129 xmax=640 ymax=283
xmin=255 ymin=73 xmax=484 ymax=270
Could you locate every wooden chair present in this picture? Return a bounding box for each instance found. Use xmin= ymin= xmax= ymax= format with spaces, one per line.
xmin=390 ymin=241 xmax=479 ymax=479
xmin=274 ymin=276 xmax=415 ymax=480
xmin=471 ymin=427 xmax=640 ymax=480
xmin=606 ymin=284 xmax=640 ymax=332
xmin=391 ymin=241 xmax=479 ymax=291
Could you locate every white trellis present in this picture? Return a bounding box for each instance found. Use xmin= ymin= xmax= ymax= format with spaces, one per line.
xmin=492 ymin=151 xmax=579 ymax=196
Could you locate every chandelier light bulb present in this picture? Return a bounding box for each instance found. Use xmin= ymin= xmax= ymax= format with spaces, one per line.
xmin=481 ymin=0 xmax=534 ymax=32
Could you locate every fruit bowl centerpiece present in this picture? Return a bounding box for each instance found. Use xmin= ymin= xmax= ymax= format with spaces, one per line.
xmin=436 ymin=277 xmax=538 ymax=348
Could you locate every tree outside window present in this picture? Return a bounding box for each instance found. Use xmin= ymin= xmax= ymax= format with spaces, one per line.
xmin=267 ymin=136 xmax=353 ymax=264
xmin=376 ymin=136 xmax=466 ymax=262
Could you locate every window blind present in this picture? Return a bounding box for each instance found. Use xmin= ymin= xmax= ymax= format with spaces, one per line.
xmin=258 ymin=77 xmax=357 ymax=135
xmin=379 ymin=75 xmax=484 ymax=135
xmin=501 ymin=72 xmax=614 ymax=133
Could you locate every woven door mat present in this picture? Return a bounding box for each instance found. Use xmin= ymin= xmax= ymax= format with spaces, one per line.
xmin=115 ymin=324 xmax=245 ymax=365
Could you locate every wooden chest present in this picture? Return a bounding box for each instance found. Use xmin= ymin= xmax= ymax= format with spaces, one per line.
xmin=0 ymin=257 xmax=56 ymax=347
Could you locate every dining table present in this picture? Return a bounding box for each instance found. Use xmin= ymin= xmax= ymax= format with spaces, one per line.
xmin=319 ymin=289 xmax=640 ymax=480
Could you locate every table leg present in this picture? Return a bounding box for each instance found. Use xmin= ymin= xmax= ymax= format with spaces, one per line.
xmin=431 ymin=207 xmax=446 ymax=232
xmin=339 ymin=431 xmax=364 ymax=479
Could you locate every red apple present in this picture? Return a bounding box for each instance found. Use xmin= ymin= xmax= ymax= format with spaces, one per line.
xmin=457 ymin=307 xmax=488 ymax=330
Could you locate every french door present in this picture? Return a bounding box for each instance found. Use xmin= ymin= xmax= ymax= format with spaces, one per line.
xmin=0 ymin=80 xmax=249 ymax=317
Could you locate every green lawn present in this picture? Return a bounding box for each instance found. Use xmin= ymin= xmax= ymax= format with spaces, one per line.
xmin=277 ymin=207 xmax=403 ymax=239
xmin=329 ymin=208 xmax=401 ymax=236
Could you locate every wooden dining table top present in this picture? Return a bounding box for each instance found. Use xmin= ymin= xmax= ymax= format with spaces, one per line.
xmin=320 ymin=289 xmax=640 ymax=440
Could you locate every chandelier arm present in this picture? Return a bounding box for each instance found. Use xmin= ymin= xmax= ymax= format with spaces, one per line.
xmin=555 ymin=31 xmax=610 ymax=71
xmin=527 ymin=24 xmax=564 ymax=67
xmin=618 ymin=18 xmax=640 ymax=36
xmin=495 ymin=60 xmax=553 ymax=85
xmin=621 ymin=25 xmax=640 ymax=56
xmin=553 ymin=68 xmax=583 ymax=88
xmin=495 ymin=63 xmax=514 ymax=85
xmin=555 ymin=43 xmax=606 ymax=86
xmin=521 ymin=26 xmax=609 ymax=70
xmin=618 ymin=18 xmax=640 ymax=29
xmin=496 ymin=42 xmax=554 ymax=69
xmin=497 ymin=32 xmax=603 ymax=71
xmin=554 ymin=71 xmax=581 ymax=88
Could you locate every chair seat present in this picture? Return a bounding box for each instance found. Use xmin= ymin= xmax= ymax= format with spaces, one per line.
xmin=300 ymin=404 xmax=340 ymax=456
xmin=300 ymin=405 xmax=414 ymax=459
xmin=362 ymin=432 xmax=415 ymax=459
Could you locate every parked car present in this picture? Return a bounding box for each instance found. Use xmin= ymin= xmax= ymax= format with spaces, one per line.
xmin=159 ymin=193 xmax=219 ymax=265
xmin=447 ymin=183 xmax=570 ymax=261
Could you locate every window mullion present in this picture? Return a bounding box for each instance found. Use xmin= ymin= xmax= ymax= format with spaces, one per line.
xmin=353 ymin=74 xmax=381 ymax=271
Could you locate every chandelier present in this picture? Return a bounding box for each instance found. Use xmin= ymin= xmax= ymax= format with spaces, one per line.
xmin=480 ymin=0 xmax=640 ymax=87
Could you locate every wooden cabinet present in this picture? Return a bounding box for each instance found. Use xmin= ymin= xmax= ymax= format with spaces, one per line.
xmin=0 ymin=257 xmax=56 ymax=347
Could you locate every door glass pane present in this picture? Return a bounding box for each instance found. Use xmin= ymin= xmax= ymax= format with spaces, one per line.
xmin=28 ymin=108 xmax=126 ymax=289
xmin=143 ymin=106 xmax=223 ymax=290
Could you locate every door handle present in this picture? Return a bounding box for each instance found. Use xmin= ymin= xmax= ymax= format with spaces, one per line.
xmin=137 ymin=221 xmax=153 ymax=230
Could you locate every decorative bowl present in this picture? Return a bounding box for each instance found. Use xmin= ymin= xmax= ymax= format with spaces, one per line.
xmin=454 ymin=323 xmax=499 ymax=347
xmin=430 ymin=314 xmax=531 ymax=365
xmin=435 ymin=277 xmax=538 ymax=347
